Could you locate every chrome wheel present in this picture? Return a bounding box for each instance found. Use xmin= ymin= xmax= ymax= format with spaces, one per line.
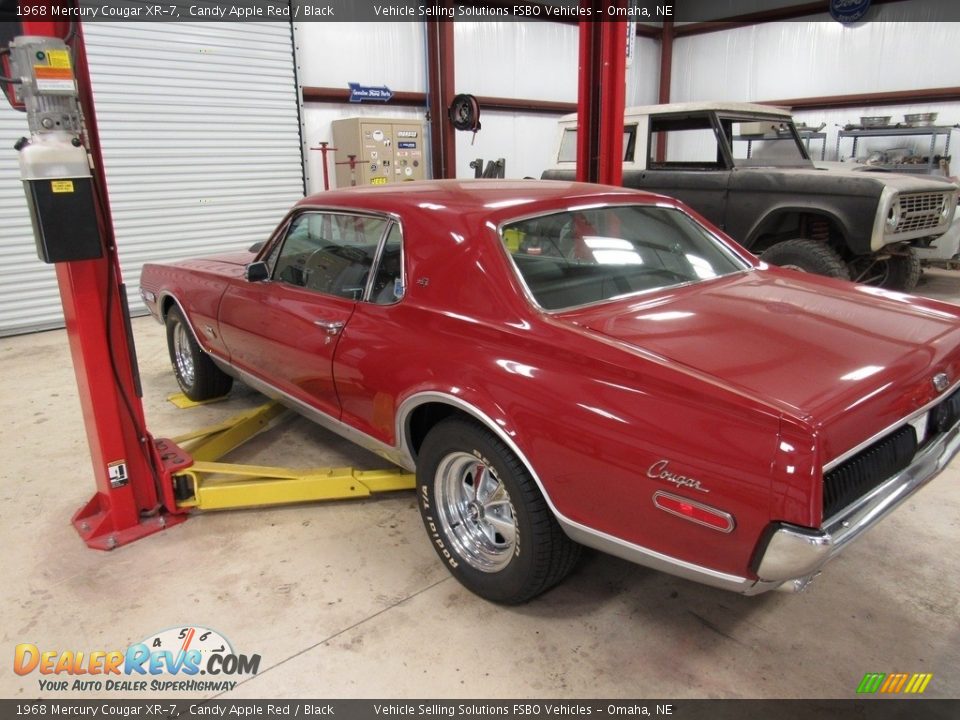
xmin=172 ymin=321 xmax=195 ymax=386
xmin=434 ymin=452 xmax=517 ymax=573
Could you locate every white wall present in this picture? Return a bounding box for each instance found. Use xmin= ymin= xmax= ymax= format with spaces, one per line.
xmin=295 ymin=22 xmax=428 ymax=192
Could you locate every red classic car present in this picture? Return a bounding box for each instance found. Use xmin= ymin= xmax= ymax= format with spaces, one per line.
xmin=140 ymin=180 xmax=960 ymax=604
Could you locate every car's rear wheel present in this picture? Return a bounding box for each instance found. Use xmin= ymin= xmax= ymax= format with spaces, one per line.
xmin=416 ymin=418 xmax=580 ymax=604
xmin=165 ymin=305 xmax=233 ymax=401
xmin=760 ymin=239 xmax=850 ymax=280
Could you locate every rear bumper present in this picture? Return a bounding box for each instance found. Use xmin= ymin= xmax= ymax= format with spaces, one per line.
xmin=750 ymin=418 xmax=960 ymax=593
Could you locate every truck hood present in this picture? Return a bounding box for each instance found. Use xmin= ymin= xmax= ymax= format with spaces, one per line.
xmin=737 ymin=165 xmax=957 ymax=192
xmin=560 ymin=269 xmax=960 ymax=462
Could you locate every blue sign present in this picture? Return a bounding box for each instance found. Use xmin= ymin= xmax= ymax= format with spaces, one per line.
xmin=398 ymin=142 xmax=417 ymax=149
xmin=348 ymin=83 xmax=393 ymax=103
xmin=829 ymin=0 xmax=871 ymax=23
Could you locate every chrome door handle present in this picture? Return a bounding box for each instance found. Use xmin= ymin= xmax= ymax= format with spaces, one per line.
xmin=313 ymin=319 xmax=345 ymax=335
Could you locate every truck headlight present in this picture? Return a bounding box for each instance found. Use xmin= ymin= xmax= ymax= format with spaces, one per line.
xmin=886 ymin=203 xmax=901 ymax=230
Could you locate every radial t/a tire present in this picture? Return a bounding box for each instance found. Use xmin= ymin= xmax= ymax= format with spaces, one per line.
xmin=165 ymin=305 xmax=233 ymax=401
xmin=760 ymin=239 xmax=851 ymax=280
xmin=416 ymin=418 xmax=581 ymax=604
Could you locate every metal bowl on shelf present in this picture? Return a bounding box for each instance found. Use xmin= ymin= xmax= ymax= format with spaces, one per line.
xmin=904 ymin=112 xmax=938 ymax=126
xmin=860 ymin=115 xmax=892 ymax=127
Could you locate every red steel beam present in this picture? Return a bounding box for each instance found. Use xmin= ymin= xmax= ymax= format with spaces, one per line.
xmin=577 ymin=4 xmax=627 ymax=185
xmin=760 ymin=87 xmax=960 ymax=111
xmin=426 ymin=19 xmax=456 ymax=179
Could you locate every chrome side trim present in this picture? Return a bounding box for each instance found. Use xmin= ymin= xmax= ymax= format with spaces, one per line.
xmin=561 ymin=519 xmax=758 ymax=593
xmin=396 ymin=390 xmax=759 ymax=594
xmin=158 ymin=293 xmax=209 ymax=352
xmin=211 ymin=358 xmax=415 ymax=471
xmin=823 ymin=377 xmax=960 ymax=472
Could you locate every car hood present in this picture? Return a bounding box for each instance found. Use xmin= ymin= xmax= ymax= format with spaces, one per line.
xmin=559 ymin=269 xmax=960 ymax=462
xmin=737 ymin=165 xmax=956 ymax=192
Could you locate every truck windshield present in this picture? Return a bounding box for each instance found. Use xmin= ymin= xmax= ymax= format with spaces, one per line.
xmin=501 ymin=205 xmax=748 ymax=311
xmin=726 ymin=118 xmax=811 ymax=167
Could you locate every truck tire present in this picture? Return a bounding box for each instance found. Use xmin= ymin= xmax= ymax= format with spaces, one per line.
xmin=165 ymin=306 xmax=233 ymax=401
xmin=849 ymin=250 xmax=921 ymax=291
xmin=416 ymin=417 xmax=581 ymax=604
xmin=760 ymin=239 xmax=851 ymax=280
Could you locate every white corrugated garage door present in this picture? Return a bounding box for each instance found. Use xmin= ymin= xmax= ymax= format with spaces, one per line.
xmin=0 ymin=103 xmax=61 ymax=336
xmin=0 ymin=21 xmax=304 ymax=336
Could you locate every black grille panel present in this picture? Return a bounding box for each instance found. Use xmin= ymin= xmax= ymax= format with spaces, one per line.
xmin=823 ymin=425 xmax=917 ymax=520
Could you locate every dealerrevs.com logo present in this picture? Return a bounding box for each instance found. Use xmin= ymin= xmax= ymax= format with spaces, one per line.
xmin=14 ymin=626 xmax=260 ymax=693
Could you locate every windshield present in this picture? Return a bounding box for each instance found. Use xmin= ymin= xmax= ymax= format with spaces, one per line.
xmin=501 ymin=205 xmax=749 ymax=311
xmin=726 ymin=118 xmax=811 ymax=167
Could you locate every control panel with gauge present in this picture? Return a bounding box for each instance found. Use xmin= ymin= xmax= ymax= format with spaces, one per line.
xmin=331 ymin=118 xmax=427 ymax=187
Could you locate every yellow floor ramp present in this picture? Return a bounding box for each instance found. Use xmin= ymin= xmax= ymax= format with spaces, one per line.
xmin=169 ymin=400 xmax=415 ymax=511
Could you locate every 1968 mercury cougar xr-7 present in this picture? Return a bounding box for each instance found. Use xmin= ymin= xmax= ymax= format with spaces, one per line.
xmin=140 ymin=180 xmax=960 ymax=604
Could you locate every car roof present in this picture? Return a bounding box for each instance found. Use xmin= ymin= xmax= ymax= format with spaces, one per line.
xmin=296 ymin=179 xmax=671 ymax=216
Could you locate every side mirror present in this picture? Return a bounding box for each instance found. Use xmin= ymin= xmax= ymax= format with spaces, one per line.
xmin=244 ymin=261 xmax=269 ymax=282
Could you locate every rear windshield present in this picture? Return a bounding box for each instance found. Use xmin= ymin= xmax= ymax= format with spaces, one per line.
xmin=501 ymin=205 xmax=747 ymax=311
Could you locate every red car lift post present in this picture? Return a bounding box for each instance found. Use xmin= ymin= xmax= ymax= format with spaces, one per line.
xmin=576 ymin=9 xmax=628 ymax=186
xmin=15 ymin=14 xmax=188 ymax=548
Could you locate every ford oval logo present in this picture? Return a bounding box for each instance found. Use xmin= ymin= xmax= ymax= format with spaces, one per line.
xmin=829 ymin=0 xmax=872 ymax=23
xmin=933 ymin=373 xmax=950 ymax=393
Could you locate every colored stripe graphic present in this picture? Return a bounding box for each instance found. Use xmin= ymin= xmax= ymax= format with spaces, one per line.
xmin=857 ymin=673 xmax=886 ymax=693
xmin=857 ymin=672 xmax=932 ymax=694
xmin=880 ymin=673 xmax=909 ymax=693
xmin=904 ymin=673 xmax=933 ymax=694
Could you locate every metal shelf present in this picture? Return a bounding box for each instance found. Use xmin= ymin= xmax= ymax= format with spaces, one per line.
xmin=836 ymin=125 xmax=955 ymax=174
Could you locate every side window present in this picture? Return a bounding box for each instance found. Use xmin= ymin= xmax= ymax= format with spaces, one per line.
xmin=558 ymin=125 xmax=637 ymax=163
xmin=648 ymin=115 xmax=726 ymax=169
xmin=272 ymin=212 xmax=387 ymax=300
xmin=369 ymin=223 xmax=404 ymax=305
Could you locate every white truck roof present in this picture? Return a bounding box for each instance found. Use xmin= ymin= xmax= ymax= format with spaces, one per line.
xmin=557 ymin=101 xmax=792 ymax=122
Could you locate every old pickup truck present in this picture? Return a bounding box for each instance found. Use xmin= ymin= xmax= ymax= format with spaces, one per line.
xmin=542 ymin=102 xmax=958 ymax=291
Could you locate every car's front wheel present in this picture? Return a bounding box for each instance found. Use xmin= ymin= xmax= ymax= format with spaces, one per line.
xmin=165 ymin=305 xmax=233 ymax=401
xmin=416 ymin=418 xmax=580 ymax=604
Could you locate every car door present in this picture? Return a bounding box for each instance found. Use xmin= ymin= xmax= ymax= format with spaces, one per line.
xmin=623 ymin=113 xmax=733 ymax=230
xmin=218 ymin=210 xmax=390 ymax=419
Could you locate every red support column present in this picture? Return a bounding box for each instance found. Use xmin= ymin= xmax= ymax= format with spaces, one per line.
xmin=20 ymin=12 xmax=188 ymax=549
xmin=426 ymin=16 xmax=456 ymax=179
xmin=576 ymin=8 xmax=627 ymax=186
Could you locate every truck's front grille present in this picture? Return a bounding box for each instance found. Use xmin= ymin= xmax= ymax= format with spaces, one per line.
xmin=823 ymin=425 xmax=917 ymax=520
xmin=894 ymin=192 xmax=947 ymax=235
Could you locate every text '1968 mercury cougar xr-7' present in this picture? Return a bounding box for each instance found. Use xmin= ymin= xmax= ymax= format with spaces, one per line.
xmin=140 ymin=180 xmax=960 ymax=604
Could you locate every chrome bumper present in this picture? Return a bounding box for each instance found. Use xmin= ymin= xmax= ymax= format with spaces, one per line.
xmin=751 ymin=420 xmax=960 ymax=593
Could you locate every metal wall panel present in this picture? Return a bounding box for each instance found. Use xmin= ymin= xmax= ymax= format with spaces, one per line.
xmin=0 ymin=21 xmax=304 ymax=336
xmin=0 ymin=100 xmax=62 ymax=336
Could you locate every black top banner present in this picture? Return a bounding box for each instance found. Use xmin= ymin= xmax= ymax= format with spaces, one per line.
xmin=2 ymin=0 xmax=960 ymax=23
xmin=1 ymin=699 xmax=959 ymax=720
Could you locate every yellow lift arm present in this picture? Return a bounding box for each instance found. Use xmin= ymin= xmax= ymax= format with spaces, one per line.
xmin=168 ymin=398 xmax=416 ymax=511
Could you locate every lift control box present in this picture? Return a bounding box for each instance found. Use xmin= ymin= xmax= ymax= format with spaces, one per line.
xmin=9 ymin=36 xmax=102 ymax=263
xmin=331 ymin=117 xmax=427 ymax=187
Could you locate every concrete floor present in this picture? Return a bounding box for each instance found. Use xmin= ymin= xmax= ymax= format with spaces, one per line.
xmin=2 ymin=270 xmax=960 ymax=700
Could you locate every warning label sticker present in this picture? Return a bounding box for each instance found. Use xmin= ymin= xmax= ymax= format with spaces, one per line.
xmin=51 ymin=180 xmax=74 ymax=194
xmin=45 ymin=49 xmax=72 ymax=70
xmin=107 ymin=460 xmax=129 ymax=489
xmin=34 ymin=65 xmax=75 ymax=94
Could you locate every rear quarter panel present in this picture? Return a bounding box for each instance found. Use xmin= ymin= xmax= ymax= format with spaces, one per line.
xmin=333 ymin=206 xmax=781 ymax=578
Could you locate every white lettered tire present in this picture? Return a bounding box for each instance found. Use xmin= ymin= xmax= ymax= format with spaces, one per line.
xmin=416 ymin=418 xmax=580 ymax=604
